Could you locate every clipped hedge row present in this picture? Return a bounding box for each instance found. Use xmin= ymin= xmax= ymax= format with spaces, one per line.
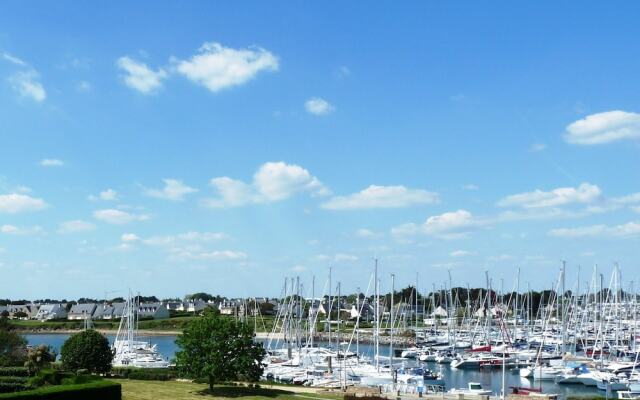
xmin=0 ymin=369 xmax=28 ymax=378
xmin=0 ymin=378 xmax=27 ymax=385
xmin=111 ymin=367 xmax=177 ymax=381
xmin=0 ymin=383 xmax=28 ymax=394
xmin=0 ymin=380 xmax=121 ymax=400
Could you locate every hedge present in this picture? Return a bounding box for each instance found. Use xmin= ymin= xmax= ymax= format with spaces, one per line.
xmin=0 ymin=383 xmax=28 ymax=394
xmin=0 ymin=380 xmax=121 ymax=400
xmin=0 ymin=369 xmax=28 ymax=378
xmin=110 ymin=367 xmax=177 ymax=381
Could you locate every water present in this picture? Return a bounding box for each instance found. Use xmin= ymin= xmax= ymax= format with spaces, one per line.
xmin=25 ymin=334 xmax=599 ymax=397
xmin=24 ymin=334 xmax=178 ymax=361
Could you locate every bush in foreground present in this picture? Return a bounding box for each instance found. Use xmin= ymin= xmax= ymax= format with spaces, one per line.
xmin=60 ymin=330 xmax=112 ymax=374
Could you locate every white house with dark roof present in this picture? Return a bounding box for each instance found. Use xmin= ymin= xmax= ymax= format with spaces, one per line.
xmin=35 ymin=304 xmax=67 ymax=321
xmin=68 ymin=303 xmax=97 ymax=320
xmin=178 ymin=299 xmax=207 ymax=313
xmin=137 ymin=302 xmax=169 ymax=319
xmin=92 ymin=302 xmax=125 ymax=320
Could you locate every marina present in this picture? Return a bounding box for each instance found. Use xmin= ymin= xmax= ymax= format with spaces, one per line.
xmin=21 ymin=263 xmax=640 ymax=399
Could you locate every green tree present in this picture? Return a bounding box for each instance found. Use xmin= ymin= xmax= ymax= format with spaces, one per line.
xmin=0 ymin=318 xmax=27 ymax=366
xmin=24 ymin=345 xmax=56 ymax=375
xmin=60 ymin=330 xmax=113 ymax=373
xmin=175 ymin=309 xmax=265 ymax=390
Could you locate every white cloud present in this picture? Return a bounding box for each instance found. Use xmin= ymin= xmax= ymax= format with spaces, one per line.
xmin=174 ymin=250 xmax=247 ymax=261
xmin=77 ymin=81 xmax=91 ymax=92
xmin=355 ymin=228 xmax=380 ymax=238
xmin=143 ymin=179 xmax=198 ymax=201
xmin=450 ymin=250 xmax=472 ymax=257
xmin=174 ymin=42 xmax=278 ymax=92
xmin=611 ymin=192 xmax=640 ymax=205
xmin=100 ymin=189 xmax=118 ymax=201
xmin=93 ymin=209 xmax=150 ymax=225
xmin=633 ymin=206 xmax=640 ymax=214
xmin=8 ymin=70 xmax=46 ymax=102
xmin=203 ymin=161 xmax=328 ymax=208
xmin=58 ymin=220 xmax=96 ymax=234
xmin=2 ymin=53 xmax=27 ymax=66
xmin=462 ymin=184 xmax=479 ymax=191
xmin=391 ymin=209 xmax=479 ymax=239
xmin=121 ymin=233 xmax=140 ymax=242
xmin=305 ymin=97 xmax=334 ymax=116
xmin=0 ymin=193 xmax=47 ymax=213
xmin=116 ymin=56 xmax=167 ymax=94
xmin=142 ymin=231 xmax=227 ymax=247
xmin=497 ymin=183 xmax=601 ymax=209
xmin=315 ymin=253 xmax=358 ymax=262
xmin=39 ymin=158 xmax=64 ymax=167
xmin=1 ymin=224 xmax=44 ymax=235
xmin=548 ymin=222 xmax=640 ymax=238
xmin=529 ymin=143 xmax=547 ymax=152
xmin=89 ymin=189 xmax=119 ymax=202
xmin=138 ymin=231 xmax=235 ymax=262
xmin=565 ymin=110 xmax=640 ymax=145
xmin=488 ymin=254 xmax=514 ymax=262
xmin=3 ymin=53 xmax=46 ymax=102
xmin=336 ymin=66 xmax=351 ymax=78
xmin=322 ymin=185 xmax=438 ymax=210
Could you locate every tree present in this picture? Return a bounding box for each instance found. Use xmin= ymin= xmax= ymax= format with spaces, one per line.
xmin=13 ymin=311 xmax=27 ymax=319
xmin=0 ymin=318 xmax=27 ymax=366
xmin=175 ymin=309 xmax=265 ymax=390
xmin=60 ymin=330 xmax=112 ymax=373
xmin=24 ymin=345 xmax=56 ymax=375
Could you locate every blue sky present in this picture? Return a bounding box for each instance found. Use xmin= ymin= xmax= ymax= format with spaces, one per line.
xmin=1 ymin=2 xmax=639 ymax=299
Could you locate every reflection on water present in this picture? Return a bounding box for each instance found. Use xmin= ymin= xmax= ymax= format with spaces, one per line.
xmin=25 ymin=334 xmax=598 ymax=397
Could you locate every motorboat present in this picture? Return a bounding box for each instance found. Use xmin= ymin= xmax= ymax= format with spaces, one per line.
xmin=449 ymin=382 xmax=492 ymax=396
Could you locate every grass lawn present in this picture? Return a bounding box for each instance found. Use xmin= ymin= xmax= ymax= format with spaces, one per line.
xmin=120 ymin=380 xmax=343 ymax=400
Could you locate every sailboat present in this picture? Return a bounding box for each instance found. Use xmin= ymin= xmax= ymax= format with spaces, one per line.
xmin=112 ymin=292 xmax=171 ymax=368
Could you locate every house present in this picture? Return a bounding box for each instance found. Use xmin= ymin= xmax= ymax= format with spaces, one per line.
xmin=137 ymin=302 xmax=169 ymax=319
xmin=68 ymin=303 xmax=97 ymax=320
xmin=35 ymin=304 xmax=67 ymax=321
xmin=178 ymin=299 xmax=207 ymax=313
xmin=219 ymin=299 xmax=241 ymax=315
xmin=308 ymin=299 xmax=326 ymax=319
xmin=349 ymin=302 xmax=376 ymax=321
xmin=92 ymin=302 xmax=125 ymax=320
xmin=1 ymin=304 xmax=36 ymax=319
xmin=163 ymin=301 xmax=183 ymax=312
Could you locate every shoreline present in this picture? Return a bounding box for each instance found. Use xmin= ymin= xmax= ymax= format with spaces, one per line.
xmin=19 ymin=329 xmax=182 ymax=336
xmin=21 ymin=330 xmax=283 ymax=338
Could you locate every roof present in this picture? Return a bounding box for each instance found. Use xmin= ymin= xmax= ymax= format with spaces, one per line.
xmin=69 ymin=303 xmax=96 ymax=314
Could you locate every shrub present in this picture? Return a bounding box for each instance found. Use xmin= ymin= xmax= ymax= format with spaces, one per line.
xmin=0 ymin=369 xmax=28 ymax=378
xmin=0 ymin=383 xmax=27 ymax=394
xmin=24 ymin=346 xmax=55 ymax=376
xmin=27 ymin=370 xmax=73 ymax=387
xmin=0 ymin=380 xmax=121 ymax=399
xmin=60 ymin=330 xmax=112 ymax=374
xmin=110 ymin=367 xmax=176 ymax=381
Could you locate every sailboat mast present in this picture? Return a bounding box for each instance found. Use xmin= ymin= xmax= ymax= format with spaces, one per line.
xmin=328 ymin=266 xmax=332 ymax=351
xmin=375 ymin=258 xmax=379 ymax=371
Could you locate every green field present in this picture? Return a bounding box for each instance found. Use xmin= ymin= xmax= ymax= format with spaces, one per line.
xmin=120 ymin=380 xmax=342 ymax=400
